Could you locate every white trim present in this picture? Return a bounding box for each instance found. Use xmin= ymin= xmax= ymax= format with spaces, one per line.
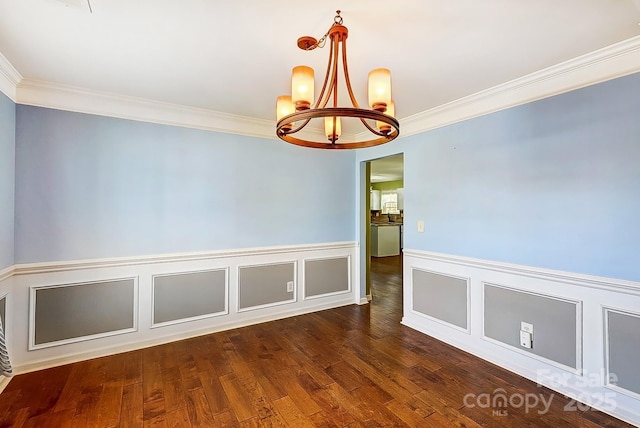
xmin=16 ymin=78 xmax=276 ymax=138
xmin=0 ymin=375 xmax=10 ymax=394
xmin=409 ymin=267 xmax=471 ymax=334
xmin=0 ymin=52 xmax=21 ymax=101
xmin=602 ymin=306 xmax=640 ymax=401
xmin=13 ymin=241 xmax=356 ymax=276
xmin=403 ymin=249 xmax=640 ymax=296
xmin=0 ymin=266 xmax=14 ymax=283
xmin=0 ymin=36 xmax=636 ymax=141
xmin=394 ymin=35 xmax=640 ymax=138
xmin=150 ymin=267 xmax=230 ymax=329
xmin=236 ymin=260 xmax=298 ymax=313
xmin=481 ymin=281 xmax=583 ymax=373
xmin=302 ymin=255 xmax=352 ymax=301
xmin=303 ymin=288 xmax=352 ymax=301
xmin=28 ymin=277 xmax=139 ymax=350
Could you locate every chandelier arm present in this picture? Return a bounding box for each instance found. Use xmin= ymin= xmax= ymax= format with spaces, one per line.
xmin=314 ymin=37 xmax=335 ymax=109
xmin=285 ymin=118 xmax=312 ymax=134
xmin=358 ymin=117 xmax=387 ymax=136
xmin=340 ymin=39 xmax=361 ymax=109
xmin=332 ymin=34 xmax=340 ymax=108
xmin=318 ymin=35 xmax=340 ymax=109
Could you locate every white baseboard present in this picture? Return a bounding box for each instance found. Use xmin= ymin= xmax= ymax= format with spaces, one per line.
xmin=0 ymin=375 xmax=10 ymax=394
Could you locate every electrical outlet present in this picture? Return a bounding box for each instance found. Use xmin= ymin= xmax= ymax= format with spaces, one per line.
xmin=417 ymin=220 xmax=425 ymax=233
xmin=286 ymin=281 xmax=294 ymax=292
xmin=521 ymin=322 xmax=533 ymax=335
xmin=520 ymin=330 xmax=532 ymax=348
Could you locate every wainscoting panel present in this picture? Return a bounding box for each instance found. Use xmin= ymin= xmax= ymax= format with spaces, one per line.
xmin=30 ymin=278 xmax=137 ymax=349
xmin=411 ymin=268 xmax=469 ymax=331
xmin=604 ymin=308 xmax=640 ymax=399
xmin=152 ymin=269 xmax=227 ymax=327
xmin=304 ymin=256 xmax=350 ymax=299
xmin=403 ymin=249 xmax=640 ymax=427
xmin=238 ymin=262 xmax=296 ymax=311
xmin=484 ymin=283 xmax=579 ymax=370
xmin=7 ymin=242 xmax=357 ymax=376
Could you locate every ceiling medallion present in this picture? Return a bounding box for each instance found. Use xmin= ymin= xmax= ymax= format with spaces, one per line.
xmin=276 ymin=10 xmax=399 ymax=149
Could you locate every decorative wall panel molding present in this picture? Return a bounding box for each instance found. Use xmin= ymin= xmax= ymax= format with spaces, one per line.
xmin=30 ymin=278 xmax=138 ymax=349
xmin=5 ymin=242 xmax=357 ymax=376
xmin=152 ymin=268 xmax=228 ymax=327
xmin=483 ymin=283 xmax=581 ymax=371
xmin=304 ymin=256 xmax=350 ymax=299
xmin=403 ymin=249 xmax=640 ymax=427
xmin=237 ymin=262 xmax=296 ymax=311
xmin=411 ymin=268 xmax=469 ymax=332
xmin=603 ymin=307 xmax=640 ymax=400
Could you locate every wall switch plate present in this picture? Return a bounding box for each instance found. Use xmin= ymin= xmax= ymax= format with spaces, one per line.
xmin=417 ymin=220 xmax=425 ymax=233
xmin=520 ymin=330 xmax=532 ymax=348
xmin=286 ymin=281 xmax=294 ymax=292
xmin=521 ymin=322 xmax=533 ymax=335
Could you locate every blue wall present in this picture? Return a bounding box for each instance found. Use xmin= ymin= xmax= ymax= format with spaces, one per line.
xmin=15 ymin=107 xmax=356 ymax=263
xmin=402 ymin=72 xmax=640 ymax=281
xmin=0 ymin=92 xmax=15 ymax=270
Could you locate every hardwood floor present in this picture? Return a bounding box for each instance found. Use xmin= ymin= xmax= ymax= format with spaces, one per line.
xmin=0 ymin=255 xmax=632 ymax=427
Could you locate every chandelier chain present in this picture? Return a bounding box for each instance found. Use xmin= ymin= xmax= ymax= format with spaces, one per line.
xmin=301 ymin=10 xmax=343 ymax=51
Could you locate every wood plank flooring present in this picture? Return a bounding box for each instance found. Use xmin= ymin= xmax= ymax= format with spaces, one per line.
xmin=0 ymin=255 xmax=632 ymax=427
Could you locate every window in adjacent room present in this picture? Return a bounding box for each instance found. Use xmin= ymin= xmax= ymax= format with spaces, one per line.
xmin=381 ymin=190 xmax=399 ymax=214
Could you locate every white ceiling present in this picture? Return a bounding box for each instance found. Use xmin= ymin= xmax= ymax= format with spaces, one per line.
xmin=1 ymin=1 xmax=639 ymax=132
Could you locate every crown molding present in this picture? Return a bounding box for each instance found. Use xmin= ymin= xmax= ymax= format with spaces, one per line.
xmin=0 ymin=52 xmax=21 ymax=102
xmin=15 ymin=78 xmax=343 ymax=142
xmin=394 ymin=35 xmax=640 ymax=139
xmin=4 ymin=35 xmax=640 ymax=139
xmin=16 ymin=79 xmax=279 ymax=139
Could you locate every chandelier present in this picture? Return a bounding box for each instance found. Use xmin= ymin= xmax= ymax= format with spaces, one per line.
xmin=276 ymin=10 xmax=399 ymax=149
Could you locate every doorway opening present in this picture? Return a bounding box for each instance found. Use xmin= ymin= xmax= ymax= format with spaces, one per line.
xmin=365 ymin=154 xmax=404 ymax=314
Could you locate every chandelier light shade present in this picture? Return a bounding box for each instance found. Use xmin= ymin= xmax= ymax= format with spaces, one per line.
xmin=368 ymin=68 xmax=392 ymax=111
xmin=275 ymin=10 xmax=399 ymax=149
xmin=276 ymin=95 xmax=296 ymax=131
xmin=325 ymin=116 xmax=342 ymax=140
xmin=291 ymin=66 xmax=315 ymax=110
